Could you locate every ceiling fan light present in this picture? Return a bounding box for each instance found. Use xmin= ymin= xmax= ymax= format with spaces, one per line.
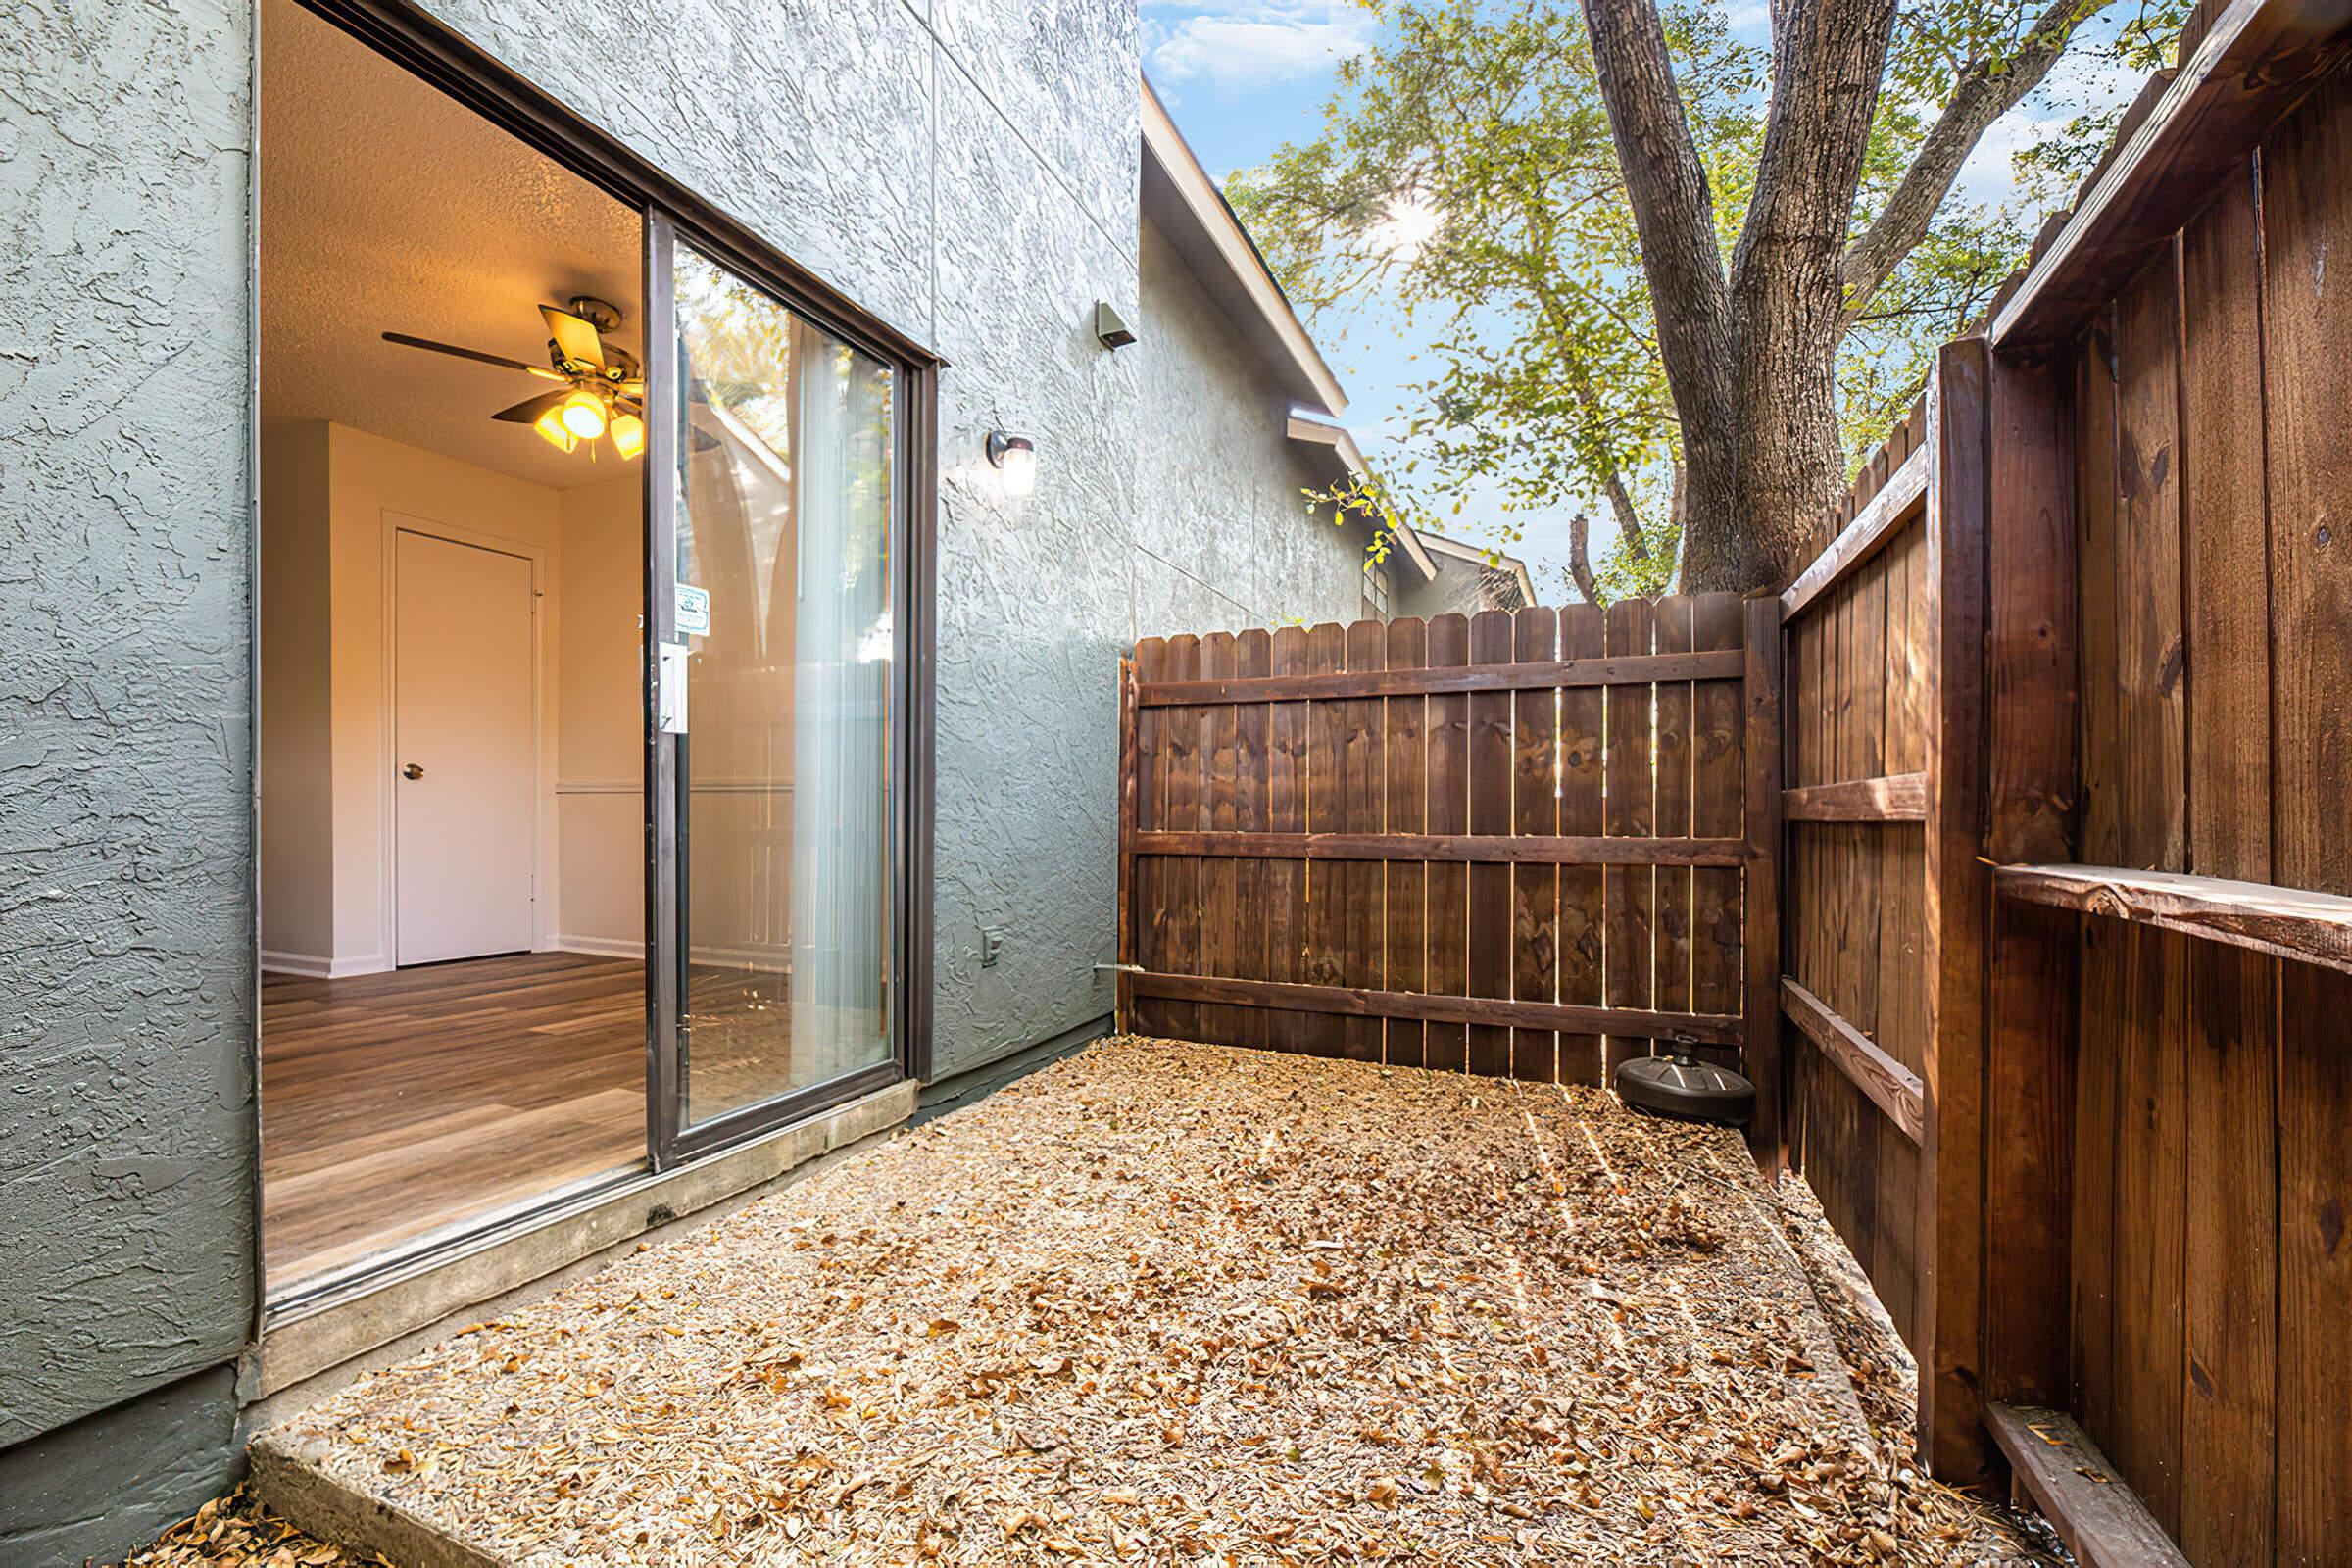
xmin=559 ymin=389 xmax=609 ymax=441
xmin=610 ymin=412 xmax=646 ymax=461
xmin=533 ymin=406 xmax=578 ymax=453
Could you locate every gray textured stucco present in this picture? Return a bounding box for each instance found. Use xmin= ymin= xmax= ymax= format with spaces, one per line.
xmin=0 ymin=0 xmax=1376 ymax=1518
xmin=1132 ymin=217 xmax=1373 ymax=633
xmin=0 ymin=1369 xmax=242 ymax=1566
xmin=0 ymin=0 xmax=260 ymax=1458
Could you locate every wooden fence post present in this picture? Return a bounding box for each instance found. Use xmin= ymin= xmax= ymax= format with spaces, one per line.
xmin=1920 ymin=336 xmax=1998 ymax=1489
xmin=1981 ymin=347 xmax=2081 ymax=1412
xmin=1742 ymin=594 xmax=1785 ymax=1174
xmin=1116 ymin=654 xmax=1138 ymax=1033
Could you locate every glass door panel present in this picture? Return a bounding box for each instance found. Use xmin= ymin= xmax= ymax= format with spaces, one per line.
xmin=665 ymin=238 xmax=897 ymax=1130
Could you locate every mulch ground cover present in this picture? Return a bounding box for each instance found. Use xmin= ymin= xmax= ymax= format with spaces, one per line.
xmin=140 ymin=1038 xmax=2050 ymax=1565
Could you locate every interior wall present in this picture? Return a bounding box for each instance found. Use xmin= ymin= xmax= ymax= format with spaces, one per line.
xmin=321 ymin=422 xmax=564 ymax=970
xmin=259 ymin=418 xmax=336 ymax=966
xmin=259 ymin=428 xmax=649 ymax=975
xmin=555 ymin=472 xmax=645 ymax=954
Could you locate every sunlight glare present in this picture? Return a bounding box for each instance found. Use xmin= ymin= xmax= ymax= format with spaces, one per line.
xmin=1371 ymin=189 xmax=1443 ymax=259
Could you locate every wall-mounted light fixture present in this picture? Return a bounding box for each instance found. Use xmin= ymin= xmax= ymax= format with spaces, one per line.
xmin=988 ymin=430 xmax=1037 ymax=498
xmin=1093 ymin=300 xmax=1138 ymax=349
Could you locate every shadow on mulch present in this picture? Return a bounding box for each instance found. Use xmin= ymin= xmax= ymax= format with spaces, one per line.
xmin=113 ymin=1489 xmax=378 ymax=1568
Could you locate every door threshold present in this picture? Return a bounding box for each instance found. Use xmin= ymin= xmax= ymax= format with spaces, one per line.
xmin=263 ymin=1160 xmax=650 ymax=1326
xmin=249 ymin=1075 xmax=914 ymax=1400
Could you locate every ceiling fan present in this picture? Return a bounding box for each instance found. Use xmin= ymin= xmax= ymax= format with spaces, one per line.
xmin=383 ymin=296 xmax=647 ymax=460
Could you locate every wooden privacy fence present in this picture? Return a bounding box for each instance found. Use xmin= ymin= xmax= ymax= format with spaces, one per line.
xmin=1775 ymin=3 xmax=2352 ymax=1559
xmin=1115 ymin=599 xmax=1783 ymax=1148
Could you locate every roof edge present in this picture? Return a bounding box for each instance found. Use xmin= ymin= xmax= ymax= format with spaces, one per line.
xmin=1417 ymin=530 xmax=1538 ymax=608
xmin=1142 ymin=74 xmax=1349 ymax=419
xmin=1285 ymin=416 xmax=1436 ymax=581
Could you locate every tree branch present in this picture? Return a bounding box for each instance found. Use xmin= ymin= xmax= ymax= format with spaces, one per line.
xmin=1840 ymin=0 xmax=2113 ymax=320
xmin=1568 ymin=512 xmax=1602 ymax=603
xmin=1733 ymin=0 xmax=1896 ymax=299
xmin=1577 ymin=0 xmax=1736 ymax=443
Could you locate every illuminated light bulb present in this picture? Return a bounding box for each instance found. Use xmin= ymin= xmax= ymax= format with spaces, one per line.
xmin=999 ymin=442 xmax=1036 ymax=498
xmin=610 ymin=412 xmax=646 ymax=461
xmin=987 ymin=430 xmax=1036 ymax=498
xmin=533 ymin=406 xmax=577 ymax=453
xmin=559 ymin=389 xmax=609 ymax=441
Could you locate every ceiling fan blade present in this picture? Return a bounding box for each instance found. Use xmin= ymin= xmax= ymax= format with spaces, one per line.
xmin=491 ymin=387 xmax=573 ymax=423
xmin=383 ymin=332 xmax=564 ymax=380
xmin=540 ymin=304 xmax=606 ymax=368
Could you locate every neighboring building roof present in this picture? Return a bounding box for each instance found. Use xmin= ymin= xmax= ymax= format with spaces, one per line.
xmin=1140 ymin=75 xmax=1348 ymax=419
xmin=1283 ymin=415 xmax=1436 ymax=583
xmin=1418 ymin=531 xmax=1538 ymax=610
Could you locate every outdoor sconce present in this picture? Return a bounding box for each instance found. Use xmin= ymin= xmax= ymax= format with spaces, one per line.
xmin=988 ymin=430 xmax=1037 ymax=498
xmin=1094 ymin=300 xmax=1138 ymax=349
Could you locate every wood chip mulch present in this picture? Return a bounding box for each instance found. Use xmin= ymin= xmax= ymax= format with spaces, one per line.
xmin=117 ymin=1489 xmax=382 ymax=1568
xmin=217 ymin=1038 xmax=2050 ymax=1564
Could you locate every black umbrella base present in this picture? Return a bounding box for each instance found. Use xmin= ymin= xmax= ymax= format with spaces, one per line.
xmin=1615 ymin=1054 xmax=1756 ymax=1127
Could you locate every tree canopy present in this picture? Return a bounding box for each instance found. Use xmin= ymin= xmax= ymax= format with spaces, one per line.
xmin=1230 ymin=0 xmax=2185 ymax=598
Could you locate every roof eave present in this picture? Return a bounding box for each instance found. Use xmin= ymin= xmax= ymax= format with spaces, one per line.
xmin=1284 ymin=416 xmax=1437 ymax=582
xmin=1141 ymin=74 xmax=1349 ymax=419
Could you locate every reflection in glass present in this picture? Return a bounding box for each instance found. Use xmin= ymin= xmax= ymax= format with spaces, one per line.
xmin=671 ymin=244 xmax=895 ymax=1125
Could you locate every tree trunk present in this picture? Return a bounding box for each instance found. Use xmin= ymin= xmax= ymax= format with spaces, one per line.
xmin=1578 ymin=0 xmax=1740 ymax=586
xmin=1672 ymin=274 xmax=1852 ymax=593
xmin=1714 ymin=288 xmax=1849 ymax=592
xmin=1585 ymin=0 xmax=1893 ymax=596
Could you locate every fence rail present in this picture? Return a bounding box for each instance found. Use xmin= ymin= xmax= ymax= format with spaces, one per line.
xmin=1118 ymin=599 xmax=1780 ymax=1151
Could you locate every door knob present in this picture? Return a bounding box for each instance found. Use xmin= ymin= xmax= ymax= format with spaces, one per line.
xmin=402 ymin=763 xmax=424 ymax=780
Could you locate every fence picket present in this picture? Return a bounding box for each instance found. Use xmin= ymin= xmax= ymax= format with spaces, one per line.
xmin=1512 ymin=607 xmax=1560 ymax=1082
xmin=1558 ymin=604 xmax=1607 ymax=1084
xmin=1302 ymin=622 xmax=1349 ymax=1058
xmin=1603 ymin=600 xmax=1656 ymax=1073
xmin=1384 ymin=618 xmax=1429 ymax=1068
xmin=1654 ymin=596 xmax=1694 ymax=1024
xmin=1341 ymin=620 xmax=1387 ymax=1062
xmin=1425 ymin=614 xmax=1472 ymax=1072
xmin=1466 ymin=610 xmax=1517 ymax=1077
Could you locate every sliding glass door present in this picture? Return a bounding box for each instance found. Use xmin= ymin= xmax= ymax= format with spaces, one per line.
xmin=648 ymin=217 xmax=904 ymax=1159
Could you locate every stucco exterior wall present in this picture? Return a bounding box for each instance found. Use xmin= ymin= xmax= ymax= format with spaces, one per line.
xmin=2 ymin=0 xmax=1375 ymax=1551
xmin=1132 ymin=218 xmax=1375 ymax=631
xmin=0 ymin=0 xmax=259 ymax=1555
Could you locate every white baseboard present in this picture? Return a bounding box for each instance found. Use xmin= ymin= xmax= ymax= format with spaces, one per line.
xmin=553 ymin=935 xmax=644 ymax=960
xmin=552 ymin=936 xmax=791 ymax=974
xmin=261 ymin=951 xmax=389 ymax=979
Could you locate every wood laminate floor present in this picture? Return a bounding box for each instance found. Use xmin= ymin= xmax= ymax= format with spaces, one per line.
xmin=261 ymin=954 xmax=648 ymax=1289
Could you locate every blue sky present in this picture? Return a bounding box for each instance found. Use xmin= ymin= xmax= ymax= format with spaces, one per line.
xmin=1143 ymin=0 xmax=2146 ymax=599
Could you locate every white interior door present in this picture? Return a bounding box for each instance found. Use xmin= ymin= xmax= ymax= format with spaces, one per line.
xmin=394 ymin=528 xmax=536 ymax=965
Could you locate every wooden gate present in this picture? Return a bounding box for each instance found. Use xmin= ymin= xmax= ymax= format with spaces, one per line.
xmin=1115 ymin=598 xmax=1784 ymax=1152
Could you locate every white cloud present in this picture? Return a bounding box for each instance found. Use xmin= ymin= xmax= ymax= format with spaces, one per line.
xmin=1146 ymin=3 xmax=1378 ymax=96
xmin=1951 ymin=46 xmax=2142 ymax=211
